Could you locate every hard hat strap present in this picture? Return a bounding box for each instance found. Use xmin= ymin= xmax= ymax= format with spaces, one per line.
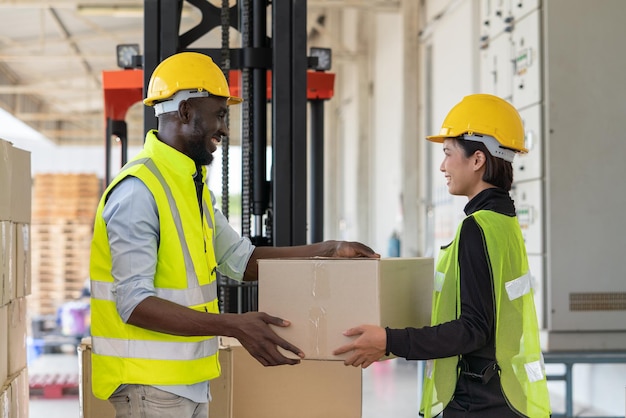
xmin=153 ymin=89 xmax=210 ymax=116
xmin=462 ymin=134 xmax=516 ymax=163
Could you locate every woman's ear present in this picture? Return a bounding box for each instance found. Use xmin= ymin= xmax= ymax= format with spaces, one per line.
xmin=473 ymin=150 xmax=487 ymax=171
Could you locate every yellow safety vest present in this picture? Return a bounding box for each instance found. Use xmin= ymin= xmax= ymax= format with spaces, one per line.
xmin=90 ymin=130 xmax=220 ymax=400
xmin=420 ymin=210 xmax=551 ymax=418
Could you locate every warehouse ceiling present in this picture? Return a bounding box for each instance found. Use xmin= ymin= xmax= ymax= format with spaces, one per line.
xmin=0 ymin=0 xmax=399 ymax=147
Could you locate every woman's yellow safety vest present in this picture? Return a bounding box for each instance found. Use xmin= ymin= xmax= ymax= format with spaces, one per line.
xmin=420 ymin=210 xmax=551 ymax=418
xmin=90 ymin=131 xmax=220 ymax=400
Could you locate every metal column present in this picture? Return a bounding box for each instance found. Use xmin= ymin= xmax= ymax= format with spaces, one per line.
xmin=309 ymin=99 xmax=324 ymax=243
xmin=143 ymin=0 xmax=182 ymax=135
xmin=272 ymin=0 xmax=308 ymax=246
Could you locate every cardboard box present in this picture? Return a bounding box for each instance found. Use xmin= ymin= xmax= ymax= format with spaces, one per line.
xmin=10 ymin=146 xmax=31 ymax=224
xmin=14 ymin=224 xmax=30 ymax=298
xmin=7 ymin=297 xmax=26 ymax=376
xmin=211 ymin=338 xmax=362 ymax=418
xmin=9 ymin=368 xmax=28 ymax=418
xmin=0 ymin=305 xmax=7 ymax=388
xmin=78 ymin=337 xmax=116 ymax=418
xmin=0 ymin=221 xmax=15 ymax=306
xmin=0 ymin=384 xmax=10 ymax=418
xmin=0 ymin=140 xmax=11 ymax=222
xmin=258 ymin=257 xmax=433 ymax=360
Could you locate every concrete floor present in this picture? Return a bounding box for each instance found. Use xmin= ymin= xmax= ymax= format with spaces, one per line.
xmin=27 ymin=353 xmax=619 ymax=418
xmin=28 ymin=354 xmax=81 ymax=418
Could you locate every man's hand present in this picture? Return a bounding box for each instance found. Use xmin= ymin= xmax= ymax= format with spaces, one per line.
xmin=227 ymin=312 xmax=304 ymax=366
xmin=333 ymin=325 xmax=386 ymax=368
xmin=244 ymin=241 xmax=379 ymax=280
xmin=324 ymin=240 xmax=381 ymax=259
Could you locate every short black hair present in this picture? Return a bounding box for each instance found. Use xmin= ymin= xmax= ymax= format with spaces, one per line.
xmin=455 ymin=137 xmax=514 ymax=191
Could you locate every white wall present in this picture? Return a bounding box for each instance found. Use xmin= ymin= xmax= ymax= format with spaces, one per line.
xmin=324 ymin=8 xmax=373 ymax=246
xmin=421 ymin=0 xmax=479 ymax=251
xmin=323 ymin=7 xmax=405 ymax=255
xmin=371 ymin=12 xmax=404 ymax=256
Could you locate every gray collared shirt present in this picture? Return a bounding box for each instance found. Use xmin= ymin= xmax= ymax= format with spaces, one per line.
xmin=103 ymin=176 xmax=254 ymax=402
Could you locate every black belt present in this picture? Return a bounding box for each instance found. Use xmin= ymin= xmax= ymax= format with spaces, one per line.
xmin=458 ymin=357 xmax=499 ymax=385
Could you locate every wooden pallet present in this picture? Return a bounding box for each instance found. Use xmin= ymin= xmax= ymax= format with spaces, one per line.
xmin=29 ymin=373 xmax=79 ymax=399
xmin=32 ymin=173 xmax=102 ymax=222
xmin=30 ymin=173 xmax=101 ymax=316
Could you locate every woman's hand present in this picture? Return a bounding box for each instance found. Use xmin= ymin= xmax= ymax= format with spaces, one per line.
xmin=333 ymin=324 xmax=387 ymax=368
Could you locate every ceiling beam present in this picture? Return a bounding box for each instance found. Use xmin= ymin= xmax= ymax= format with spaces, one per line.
xmin=0 ymin=27 xmax=142 ymax=52
xmin=15 ymin=111 xmax=103 ymax=121
xmin=0 ymin=55 xmax=114 ymax=62
xmin=0 ymin=85 xmax=100 ymax=94
xmin=1 ymin=1 xmax=401 ymax=11
xmin=47 ymin=7 xmax=101 ymax=88
xmin=309 ymin=0 xmax=400 ymax=10
xmin=0 ymin=0 xmax=142 ymax=8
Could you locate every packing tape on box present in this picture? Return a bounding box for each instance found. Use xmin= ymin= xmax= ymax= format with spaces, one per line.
xmin=309 ymin=261 xmax=331 ymax=356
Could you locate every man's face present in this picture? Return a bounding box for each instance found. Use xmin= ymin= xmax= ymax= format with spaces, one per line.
xmin=185 ymin=96 xmax=229 ymax=166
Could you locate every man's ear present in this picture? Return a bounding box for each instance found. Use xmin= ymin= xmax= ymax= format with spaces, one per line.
xmin=177 ymin=100 xmax=191 ymax=123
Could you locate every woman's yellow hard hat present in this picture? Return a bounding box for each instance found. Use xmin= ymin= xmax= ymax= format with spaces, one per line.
xmin=427 ymin=94 xmax=527 ymax=153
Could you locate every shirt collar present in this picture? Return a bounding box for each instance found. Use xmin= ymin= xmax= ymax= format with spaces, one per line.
xmin=464 ymin=187 xmax=516 ymax=217
xmin=144 ymin=129 xmax=197 ymax=179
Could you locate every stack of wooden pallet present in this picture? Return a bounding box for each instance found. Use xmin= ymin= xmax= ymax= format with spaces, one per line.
xmin=29 ymin=173 xmax=101 ymax=317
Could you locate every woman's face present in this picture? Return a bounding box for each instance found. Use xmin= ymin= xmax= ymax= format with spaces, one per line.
xmin=440 ymin=138 xmax=483 ymax=199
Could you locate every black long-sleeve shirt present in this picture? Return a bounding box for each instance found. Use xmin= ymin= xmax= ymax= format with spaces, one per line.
xmin=386 ymin=188 xmax=518 ymax=364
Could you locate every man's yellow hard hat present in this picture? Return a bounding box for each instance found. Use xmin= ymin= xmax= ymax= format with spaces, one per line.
xmin=144 ymin=52 xmax=243 ymax=107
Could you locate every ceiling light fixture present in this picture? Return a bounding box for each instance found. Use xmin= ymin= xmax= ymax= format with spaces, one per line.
xmin=116 ymin=44 xmax=142 ymax=69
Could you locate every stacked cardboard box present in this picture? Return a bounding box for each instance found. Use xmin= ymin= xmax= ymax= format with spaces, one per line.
xmin=210 ymin=337 xmax=362 ymax=418
xmin=1 ymin=138 xmax=32 ymax=417
xmin=78 ymin=338 xmax=115 ymax=418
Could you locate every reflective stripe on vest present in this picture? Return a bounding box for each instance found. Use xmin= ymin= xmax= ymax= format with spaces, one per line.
xmin=143 ymin=158 xmax=199 ymax=289
xmin=91 ymin=335 xmax=218 ymax=361
xmin=505 ymin=272 xmax=532 ymax=300
xmin=91 ymin=280 xmax=217 ymax=306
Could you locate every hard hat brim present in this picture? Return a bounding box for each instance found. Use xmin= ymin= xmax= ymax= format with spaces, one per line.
xmin=425 ymin=135 xmax=446 ymax=143
xmin=227 ymin=96 xmax=243 ymax=105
